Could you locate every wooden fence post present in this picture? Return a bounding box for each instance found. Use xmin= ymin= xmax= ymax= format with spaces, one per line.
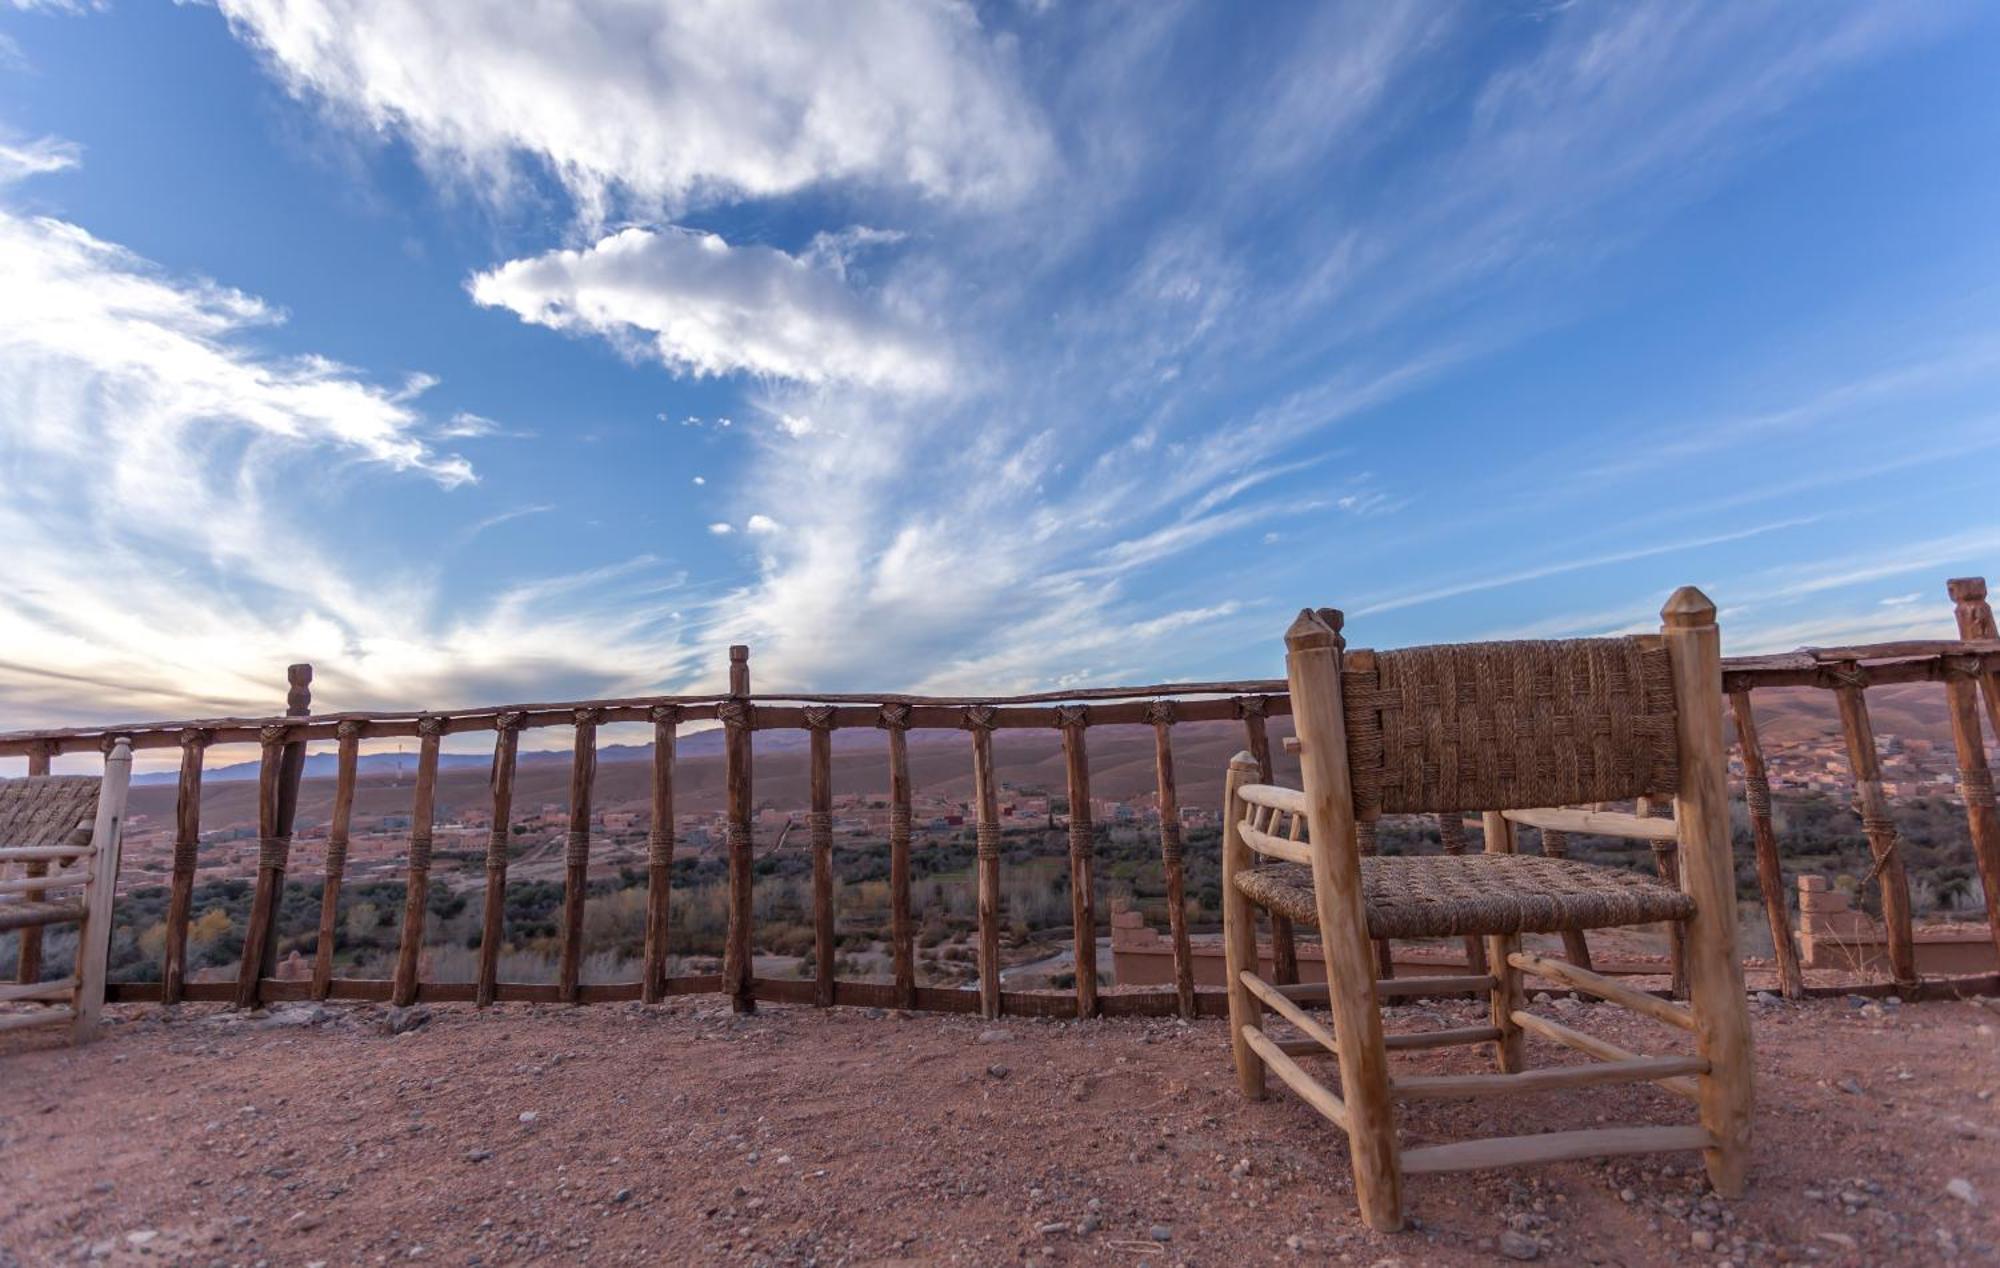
xmin=642 ymin=705 xmax=678 ymax=1005
xmin=880 ymin=704 xmax=916 ymax=1009
xmin=1239 ymin=696 xmax=1299 ymax=985
xmin=1434 ymin=815 xmax=1488 ymax=974
xmin=236 ymin=723 xmax=292 ymax=1008
xmin=805 ymin=705 xmax=838 ymax=1006
xmin=13 ymin=739 xmax=54 ymax=985
xmin=1634 ymin=796 xmax=1688 ymax=998
xmin=309 ymin=720 xmax=361 ymax=1002
xmin=160 ymin=729 xmax=208 ymax=1003
xmin=559 ymin=707 xmax=602 ymax=1004
xmin=1947 ymin=578 xmax=2000 ymax=735
xmin=722 ymin=645 xmax=755 ymax=1014
xmin=1057 ymin=707 xmax=1100 ymax=1018
xmin=1728 ymin=692 xmax=1805 ymax=998
xmin=1145 ymin=702 xmax=1196 ymax=1020
xmin=392 ymin=716 xmax=444 ymax=1007
xmin=966 ymin=704 xmax=1002 ymax=1020
xmin=477 ymin=712 xmax=525 ymax=1008
xmin=1830 ymin=662 xmax=1918 ymax=987
xmin=1941 ymin=659 xmax=2000 ymax=968
xmin=1535 ymin=828 xmax=1596 ymax=971
xmin=235 ymin=664 xmax=311 ymax=1008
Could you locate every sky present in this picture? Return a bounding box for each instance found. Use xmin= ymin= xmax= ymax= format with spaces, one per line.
xmin=4 ymin=1 xmax=2000 ymax=761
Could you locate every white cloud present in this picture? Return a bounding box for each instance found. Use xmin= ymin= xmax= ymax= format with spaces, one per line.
xmin=708 ymin=522 xmax=733 ymax=535
xmin=216 ymin=0 xmax=1050 ymax=219
xmin=0 ymin=133 xmax=81 ymax=183
xmin=470 ymin=226 xmax=950 ymax=392
xmin=744 ymin=514 xmax=782 ymax=536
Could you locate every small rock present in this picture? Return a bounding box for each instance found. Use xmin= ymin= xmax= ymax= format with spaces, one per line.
xmin=1619 ymin=1188 xmax=1637 ymax=1204
xmin=1285 ymin=1234 xmax=1305 ymax=1252
xmin=987 ymin=1063 xmax=1010 ymax=1079
xmin=613 ymin=1188 xmax=632 ymax=1204
xmin=1229 ymin=1159 xmax=1253 ymax=1180
xmin=1836 ymin=1078 xmax=1864 ymax=1096
xmin=125 ymin=1231 xmax=158 ymax=1247
xmin=518 ymin=1111 xmax=540 ymax=1124
xmin=466 ymin=1149 xmax=494 ymax=1162
xmin=1035 ymin=1221 xmax=1067 ymax=1236
xmin=1691 ymin=1230 xmax=1716 ymax=1252
xmin=383 ymin=1005 xmax=432 ymax=1035
xmin=1148 ymin=1225 xmax=1172 ymax=1243
xmin=977 ymin=1028 xmax=1012 ymax=1044
xmin=1945 ymin=1177 xmax=1979 ymax=1206
xmin=1078 ymin=1215 xmax=1102 ymax=1235
xmin=1815 ymin=1231 xmax=1858 ymax=1250
xmin=1498 ymin=1230 xmax=1541 ymax=1261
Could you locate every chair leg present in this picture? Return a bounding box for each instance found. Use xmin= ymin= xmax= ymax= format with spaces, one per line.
xmin=1487 ymin=932 xmax=1525 ymax=1073
xmin=1221 ymin=752 xmax=1265 ymax=1099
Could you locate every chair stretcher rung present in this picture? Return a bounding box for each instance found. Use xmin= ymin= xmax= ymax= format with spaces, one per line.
xmin=0 ymin=900 xmax=86 ymax=934
xmin=1241 ymin=1026 xmax=1348 ymax=1131
xmin=1512 ymin=1010 xmax=1700 ymax=1102
xmin=1509 ymin=950 xmax=1695 ymax=1031
xmin=0 ymin=869 xmax=91 ymax=897
xmin=0 ymin=1006 xmax=77 ymax=1034
xmin=1393 ymin=1055 xmax=1708 ymax=1101
xmin=1401 ymin=1125 xmax=1713 ymax=1175
xmin=1240 ymin=972 xmax=1337 ymax=1054
xmin=0 ymin=978 xmax=76 ymax=1003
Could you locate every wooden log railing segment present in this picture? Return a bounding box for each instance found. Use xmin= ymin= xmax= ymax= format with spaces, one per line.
xmin=806 ymin=705 xmax=838 ymax=1008
xmin=1058 ymin=705 xmax=1099 ymax=1018
xmin=880 ymin=703 xmax=916 ymax=1008
xmin=1727 ymin=692 xmax=1805 ymax=999
xmin=641 ymin=705 xmax=678 ymax=1005
xmin=967 ymin=704 xmax=1003 ymax=1021
xmin=1502 ymin=806 xmax=1679 ymax=842
xmin=1831 ymin=662 xmax=1919 ymax=986
xmin=477 ymin=713 xmax=525 ymax=1008
xmin=235 ymin=722 xmax=294 ymax=1009
xmin=392 ymin=717 xmax=445 ymax=1007
xmin=721 ymin=645 xmax=755 ymax=1014
xmin=1240 ymin=696 xmax=1300 ymax=986
xmin=25 ymin=616 xmax=2000 ymax=1019
xmin=14 ymin=740 xmax=54 ymax=985
xmin=557 ymin=707 xmax=603 ymax=1004
xmin=309 ymin=721 xmax=362 ymax=1002
xmin=161 ymin=729 xmax=209 ymax=1003
xmin=1146 ymin=701 xmax=1196 ymax=1019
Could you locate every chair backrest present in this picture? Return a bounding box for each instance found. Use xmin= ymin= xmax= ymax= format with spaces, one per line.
xmin=0 ymin=775 xmax=99 ymax=848
xmin=1316 ymin=625 xmax=1681 ymax=816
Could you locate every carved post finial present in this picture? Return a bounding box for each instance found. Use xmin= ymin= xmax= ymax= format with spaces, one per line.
xmin=286 ymin=663 xmax=313 ymax=716
xmin=1661 ymin=585 xmax=1717 ymax=628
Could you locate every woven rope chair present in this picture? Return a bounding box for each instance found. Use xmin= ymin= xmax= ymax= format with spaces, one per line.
xmin=0 ymin=740 xmax=133 ymax=1045
xmin=1221 ymin=588 xmax=1751 ymax=1231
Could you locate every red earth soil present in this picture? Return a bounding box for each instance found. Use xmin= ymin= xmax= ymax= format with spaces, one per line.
xmin=2 ymin=991 xmax=1997 ymax=1265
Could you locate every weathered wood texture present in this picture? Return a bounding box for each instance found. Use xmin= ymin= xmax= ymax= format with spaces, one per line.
xmin=12 ymin=741 xmax=53 ymax=985
xmin=883 ymin=705 xmax=916 ymax=1009
xmin=1831 ymin=664 xmax=1918 ymax=985
xmin=477 ymin=715 xmax=524 ymax=1008
xmin=968 ymin=706 xmax=1003 ymax=1020
xmin=1059 ymin=708 xmax=1099 ymax=1018
xmin=723 ymin=646 xmax=755 ymax=1013
xmin=1147 ymin=703 xmax=1196 ymax=1019
xmin=641 ymin=706 xmax=678 ymax=1005
xmin=392 ymin=718 xmax=444 ymax=1007
xmin=309 ymin=723 xmax=361 ymax=1002
xmin=1727 ymin=692 xmax=1804 ymax=999
xmin=161 ymin=730 xmax=208 ymax=1003
xmin=1240 ymin=701 xmax=1299 ymax=985
xmin=807 ymin=707 xmax=837 ymax=1008
xmin=559 ymin=708 xmax=602 ymax=1004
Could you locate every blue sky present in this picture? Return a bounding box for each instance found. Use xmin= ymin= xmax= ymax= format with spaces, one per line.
xmin=4 ymin=1 xmax=2000 ymax=747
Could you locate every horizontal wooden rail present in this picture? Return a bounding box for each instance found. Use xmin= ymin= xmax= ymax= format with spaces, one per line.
xmin=1512 ymin=1010 xmax=1700 ymax=1102
xmin=1392 ymin=1055 xmax=1706 ymax=1101
xmin=1502 ymin=807 xmax=1677 ymax=842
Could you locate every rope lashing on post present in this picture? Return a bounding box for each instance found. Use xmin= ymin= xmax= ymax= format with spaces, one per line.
xmin=876 ymin=702 xmax=912 ymax=731
xmin=1744 ymin=771 xmax=1773 ymax=821
xmin=961 ymin=704 xmax=999 ymax=732
xmin=802 ymin=705 xmax=837 ymax=731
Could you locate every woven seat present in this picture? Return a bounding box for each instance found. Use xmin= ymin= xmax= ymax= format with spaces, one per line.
xmin=1233 ymin=854 xmax=1695 ymax=940
xmin=0 ymin=776 xmax=98 ymax=849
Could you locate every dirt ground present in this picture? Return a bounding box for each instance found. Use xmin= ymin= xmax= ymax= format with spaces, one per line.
xmin=2 ymin=991 xmax=1997 ymax=1266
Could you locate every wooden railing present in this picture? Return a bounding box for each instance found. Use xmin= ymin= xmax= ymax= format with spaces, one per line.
xmin=5 ymin=578 xmax=2000 ymax=1020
